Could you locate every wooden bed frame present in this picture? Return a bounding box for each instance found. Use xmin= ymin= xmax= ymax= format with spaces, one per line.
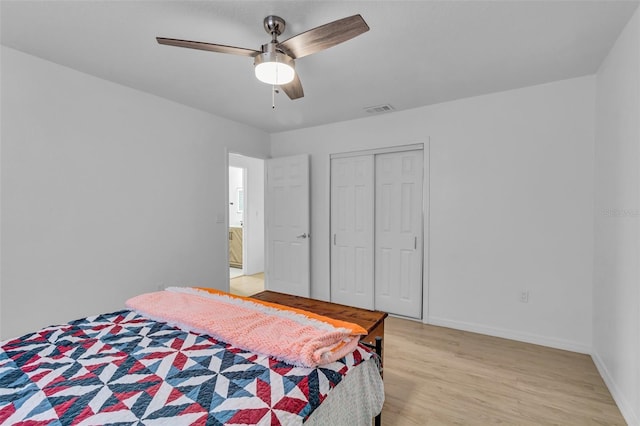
xmin=251 ymin=291 xmax=387 ymax=426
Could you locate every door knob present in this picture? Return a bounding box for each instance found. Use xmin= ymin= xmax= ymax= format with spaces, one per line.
xmin=296 ymin=233 xmax=308 ymax=239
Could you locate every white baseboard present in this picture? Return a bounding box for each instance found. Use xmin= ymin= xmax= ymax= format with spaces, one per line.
xmin=592 ymin=351 xmax=639 ymax=426
xmin=427 ymin=316 xmax=591 ymax=354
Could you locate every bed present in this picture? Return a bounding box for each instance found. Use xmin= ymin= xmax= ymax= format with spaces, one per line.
xmin=0 ymin=288 xmax=384 ymax=425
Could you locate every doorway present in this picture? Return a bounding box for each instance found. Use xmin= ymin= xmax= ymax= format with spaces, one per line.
xmin=228 ymin=153 xmax=265 ymax=296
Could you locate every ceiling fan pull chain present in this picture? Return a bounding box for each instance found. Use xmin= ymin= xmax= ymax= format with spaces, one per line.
xmin=272 ymin=53 xmax=279 ymax=109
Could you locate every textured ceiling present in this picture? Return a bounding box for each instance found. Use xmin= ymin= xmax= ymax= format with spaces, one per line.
xmin=1 ymin=1 xmax=638 ymax=133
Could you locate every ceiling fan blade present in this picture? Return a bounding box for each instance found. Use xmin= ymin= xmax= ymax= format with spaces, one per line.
xmin=156 ymin=37 xmax=260 ymax=57
xmin=278 ymin=14 xmax=369 ymax=59
xmin=280 ymin=73 xmax=304 ymax=100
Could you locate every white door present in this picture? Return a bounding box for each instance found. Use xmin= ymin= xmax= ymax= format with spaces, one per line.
xmin=375 ymin=150 xmax=423 ymax=318
xmin=330 ymin=155 xmax=375 ymax=309
xmin=265 ymin=155 xmax=310 ymax=297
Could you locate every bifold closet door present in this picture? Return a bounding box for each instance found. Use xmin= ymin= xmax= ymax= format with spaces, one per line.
xmin=375 ymin=150 xmax=423 ymax=318
xmin=330 ymin=155 xmax=375 ymax=310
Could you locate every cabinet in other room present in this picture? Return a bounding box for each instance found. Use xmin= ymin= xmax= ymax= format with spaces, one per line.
xmin=229 ymin=227 xmax=243 ymax=268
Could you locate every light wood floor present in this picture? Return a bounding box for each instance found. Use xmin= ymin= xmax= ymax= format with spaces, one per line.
xmin=382 ymin=316 xmax=626 ymax=425
xmin=230 ymin=272 xmax=264 ymax=297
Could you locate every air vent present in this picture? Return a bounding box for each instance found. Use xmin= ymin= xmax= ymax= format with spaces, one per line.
xmin=364 ymin=104 xmax=395 ymax=114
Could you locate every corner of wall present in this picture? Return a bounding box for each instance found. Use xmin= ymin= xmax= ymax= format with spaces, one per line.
xmin=592 ymin=5 xmax=640 ymax=426
xmin=592 ymin=352 xmax=640 ymax=426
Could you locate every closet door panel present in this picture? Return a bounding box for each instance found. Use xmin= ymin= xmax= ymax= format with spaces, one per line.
xmin=330 ymin=155 xmax=375 ymax=310
xmin=375 ymin=150 xmax=423 ymax=318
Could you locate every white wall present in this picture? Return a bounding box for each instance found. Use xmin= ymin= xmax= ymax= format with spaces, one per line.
xmin=229 ymin=154 xmax=265 ymax=276
xmin=271 ymin=76 xmax=595 ymax=353
xmin=0 ymin=47 xmax=270 ymax=340
xmin=593 ymin=7 xmax=640 ymax=426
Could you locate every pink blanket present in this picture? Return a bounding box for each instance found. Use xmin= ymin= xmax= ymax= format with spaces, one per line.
xmin=125 ymin=288 xmax=367 ymax=368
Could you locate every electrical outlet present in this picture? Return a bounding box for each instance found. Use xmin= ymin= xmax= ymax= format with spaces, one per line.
xmin=520 ymin=290 xmax=529 ymax=303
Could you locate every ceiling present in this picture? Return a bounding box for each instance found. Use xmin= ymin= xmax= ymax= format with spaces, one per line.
xmin=1 ymin=1 xmax=638 ymax=133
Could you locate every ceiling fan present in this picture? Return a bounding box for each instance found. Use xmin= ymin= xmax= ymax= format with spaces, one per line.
xmin=156 ymin=14 xmax=369 ymax=100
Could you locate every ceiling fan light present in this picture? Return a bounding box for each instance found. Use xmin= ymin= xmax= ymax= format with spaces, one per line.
xmin=254 ymin=51 xmax=295 ymax=85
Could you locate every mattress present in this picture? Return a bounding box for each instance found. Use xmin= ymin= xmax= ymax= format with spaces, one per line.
xmin=306 ymin=357 xmax=384 ymax=425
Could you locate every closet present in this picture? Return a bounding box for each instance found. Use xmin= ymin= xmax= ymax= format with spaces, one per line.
xmin=330 ymin=146 xmax=424 ymax=319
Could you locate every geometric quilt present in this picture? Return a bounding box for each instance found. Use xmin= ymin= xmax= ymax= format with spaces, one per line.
xmin=0 ymin=310 xmax=371 ymax=425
